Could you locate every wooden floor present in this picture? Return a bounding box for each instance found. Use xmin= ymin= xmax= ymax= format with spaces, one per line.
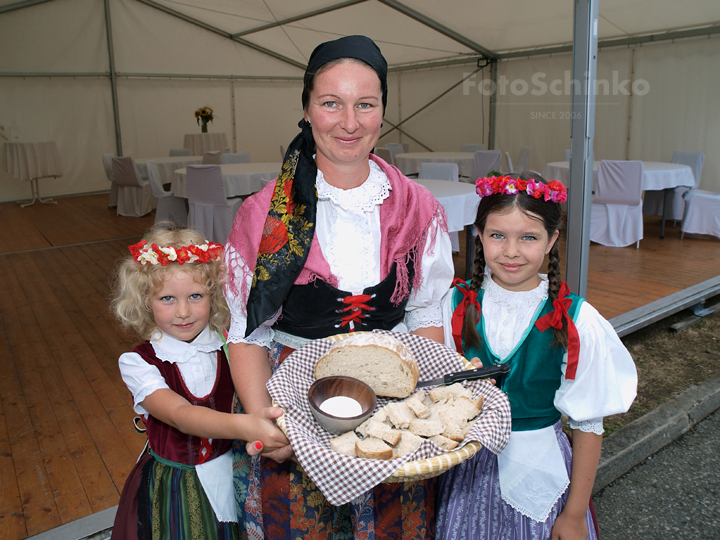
xmin=0 ymin=194 xmax=718 ymax=539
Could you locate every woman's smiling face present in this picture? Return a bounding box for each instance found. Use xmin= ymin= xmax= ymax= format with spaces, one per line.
xmin=305 ymin=59 xmax=383 ymax=173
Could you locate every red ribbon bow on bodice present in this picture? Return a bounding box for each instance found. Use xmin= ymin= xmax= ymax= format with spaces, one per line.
xmin=340 ymin=294 xmax=373 ymax=331
xmin=450 ymin=278 xmax=481 ymax=353
xmin=534 ymin=282 xmax=580 ymax=380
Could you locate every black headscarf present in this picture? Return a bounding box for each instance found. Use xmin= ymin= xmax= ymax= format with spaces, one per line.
xmin=244 ymin=36 xmax=388 ymax=336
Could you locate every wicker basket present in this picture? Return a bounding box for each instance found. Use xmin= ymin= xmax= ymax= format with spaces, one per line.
xmin=275 ymin=333 xmax=484 ymax=483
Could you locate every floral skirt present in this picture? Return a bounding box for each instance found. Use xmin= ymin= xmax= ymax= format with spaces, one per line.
xmin=232 ymin=342 xmax=436 ymax=540
xmin=435 ymin=422 xmax=598 ymax=540
xmin=113 ymin=451 xmax=239 ymax=540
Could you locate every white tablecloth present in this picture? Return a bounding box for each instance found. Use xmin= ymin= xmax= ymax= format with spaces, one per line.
xmin=135 ymin=156 xmax=202 ymax=185
xmin=415 ymin=178 xmax=478 ymax=233
xmin=3 ymin=141 xmax=63 ymax=181
xmin=172 ymin=162 xmax=282 ymax=198
xmin=542 ymin=161 xmax=694 ymax=192
xmin=395 ymin=152 xmax=475 ymax=177
xmin=183 ymin=133 xmax=228 ymax=155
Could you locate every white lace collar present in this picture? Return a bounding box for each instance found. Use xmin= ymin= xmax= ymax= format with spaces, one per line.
xmin=149 ymin=325 xmax=223 ymax=364
xmin=316 ymin=159 xmax=391 ymax=213
xmin=482 ymin=271 xmax=549 ymax=310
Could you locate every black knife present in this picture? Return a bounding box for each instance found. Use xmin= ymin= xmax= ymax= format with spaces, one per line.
xmin=416 ymin=363 xmax=510 ymax=387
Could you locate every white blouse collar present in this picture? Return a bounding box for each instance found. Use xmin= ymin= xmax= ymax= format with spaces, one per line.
xmin=316 ymin=159 xmax=391 ymax=213
xmin=150 ymin=325 xmax=223 ymax=364
xmin=482 ymin=271 xmax=549 ymax=310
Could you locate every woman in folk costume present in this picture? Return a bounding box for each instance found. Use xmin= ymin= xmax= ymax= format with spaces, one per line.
xmin=437 ymin=172 xmax=638 ymax=540
xmin=223 ymin=36 xmax=455 ymax=539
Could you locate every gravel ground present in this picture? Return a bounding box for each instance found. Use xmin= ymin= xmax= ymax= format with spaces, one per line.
xmin=593 ymin=408 xmax=720 ymax=539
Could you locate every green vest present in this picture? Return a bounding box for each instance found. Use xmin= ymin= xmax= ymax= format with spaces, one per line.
xmin=453 ymin=282 xmax=583 ymax=432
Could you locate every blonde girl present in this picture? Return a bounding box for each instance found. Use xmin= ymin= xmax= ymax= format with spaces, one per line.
xmin=110 ymin=225 xmax=285 ymax=540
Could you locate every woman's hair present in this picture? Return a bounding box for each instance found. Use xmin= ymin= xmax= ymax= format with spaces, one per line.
xmin=462 ymin=171 xmax=566 ymax=350
xmin=302 ymin=57 xmax=385 ymax=112
xmin=110 ymin=224 xmax=231 ymax=340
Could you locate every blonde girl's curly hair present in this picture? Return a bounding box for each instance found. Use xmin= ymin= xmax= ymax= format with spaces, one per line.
xmin=110 ymin=224 xmax=230 ymax=340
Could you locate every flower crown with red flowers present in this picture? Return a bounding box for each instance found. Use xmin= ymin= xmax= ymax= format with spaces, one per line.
xmin=128 ymin=239 xmax=223 ymax=266
xmin=475 ymin=175 xmax=568 ymax=203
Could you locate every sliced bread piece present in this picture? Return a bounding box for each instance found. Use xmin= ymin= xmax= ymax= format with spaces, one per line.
xmin=429 ymin=382 xmax=473 ymax=402
xmin=315 ymin=333 xmax=419 ymax=398
xmin=355 ymin=437 xmax=394 ymax=460
xmin=385 ymin=401 xmax=417 ymax=429
xmin=366 ymin=419 xmax=402 ymax=446
xmin=393 ymin=431 xmax=424 ymax=458
xmin=409 ymin=418 xmax=444 ymax=437
xmin=330 ymin=431 xmax=360 ymax=457
xmin=430 ymin=434 xmax=459 ymax=451
xmin=405 ymin=392 xmax=431 ymax=419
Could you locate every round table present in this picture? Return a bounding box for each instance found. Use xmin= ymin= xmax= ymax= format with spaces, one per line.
xmin=3 ymin=141 xmax=63 ymax=206
xmin=135 ymin=156 xmax=202 ymax=185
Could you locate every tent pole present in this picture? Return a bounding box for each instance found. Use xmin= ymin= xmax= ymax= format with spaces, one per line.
xmin=488 ymin=60 xmax=497 ymax=151
xmin=565 ymin=0 xmax=599 ymax=297
xmin=104 ymin=0 xmax=122 ymax=157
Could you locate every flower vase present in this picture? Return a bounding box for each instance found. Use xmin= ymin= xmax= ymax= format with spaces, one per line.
xmin=201 ymin=122 xmax=208 ymax=133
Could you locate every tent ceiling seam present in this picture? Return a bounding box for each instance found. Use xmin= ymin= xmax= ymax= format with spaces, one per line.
xmin=0 ymin=0 xmax=55 ymax=15
xmin=231 ymin=0 xmax=369 ymax=38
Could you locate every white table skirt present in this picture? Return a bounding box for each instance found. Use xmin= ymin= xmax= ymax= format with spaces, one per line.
xmin=172 ymin=162 xmax=282 ymax=198
xmin=3 ymin=141 xmax=63 ymax=181
xmin=395 ymin=152 xmax=475 ymax=177
xmin=135 ymin=156 xmax=202 ymax=185
xmin=542 ymin=161 xmax=694 ymax=192
xmin=183 ymin=133 xmax=228 ymax=155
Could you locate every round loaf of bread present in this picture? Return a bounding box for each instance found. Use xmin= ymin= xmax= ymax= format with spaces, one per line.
xmin=315 ymin=333 xmax=419 ymax=398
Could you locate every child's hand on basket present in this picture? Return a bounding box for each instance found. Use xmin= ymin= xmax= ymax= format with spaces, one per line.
xmin=470 ymin=357 xmax=498 ymax=386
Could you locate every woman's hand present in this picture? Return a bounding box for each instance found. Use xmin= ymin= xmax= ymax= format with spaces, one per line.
xmin=551 ymin=508 xmax=589 ymax=540
xmin=242 ymin=406 xmax=289 ymax=452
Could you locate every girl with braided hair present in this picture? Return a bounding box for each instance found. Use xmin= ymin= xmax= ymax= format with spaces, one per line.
xmin=437 ymin=171 xmax=637 ymax=540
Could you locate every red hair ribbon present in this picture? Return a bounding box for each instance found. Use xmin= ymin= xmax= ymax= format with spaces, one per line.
xmin=450 ymin=278 xmax=481 ymax=354
xmin=534 ymin=282 xmax=580 ymax=380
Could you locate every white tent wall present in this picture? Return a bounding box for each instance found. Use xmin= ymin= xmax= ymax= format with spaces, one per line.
xmin=382 ymin=67 xmax=491 ymax=154
xmin=629 ymin=35 xmax=720 ymax=190
xmin=2 ymin=0 xmax=720 ymax=204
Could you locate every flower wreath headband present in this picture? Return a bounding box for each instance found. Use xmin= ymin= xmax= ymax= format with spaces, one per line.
xmin=476 ymin=175 xmax=567 ymax=203
xmin=128 ymin=239 xmax=223 ymax=266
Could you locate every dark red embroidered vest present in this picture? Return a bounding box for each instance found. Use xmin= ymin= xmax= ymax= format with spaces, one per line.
xmin=133 ymin=341 xmax=234 ymax=465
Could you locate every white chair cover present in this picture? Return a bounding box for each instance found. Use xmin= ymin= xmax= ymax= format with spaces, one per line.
xmin=373 ymin=148 xmax=393 ymax=165
xmin=220 ymin=152 xmax=251 ymax=164
xmin=563 ymin=149 xmax=572 ymax=162
xmin=590 ymin=160 xmax=644 ymax=247
xmin=419 ymin=162 xmax=461 ymax=251
xmin=504 ymin=152 xmax=514 ymax=175
xmin=681 ymin=189 xmax=720 ymax=239
xmin=186 ymin=165 xmax=242 ymax=243
xmin=515 ymin=147 xmax=530 ymax=173
xmin=461 ymin=143 xmax=485 ymax=153
xmin=202 ymin=151 xmax=223 ymax=165
xmin=112 ymin=156 xmax=155 ymax=217
xmin=169 ymin=148 xmax=192 ymax=156
xmin=102 ymin=153 xmax=118 ymax=208
xmin=385 ymin=143 xmax=405 ymax=165
xmin=146 ymin=161 xmax=188 ymax=227
xmin=471 ymin=150 xmax=502 ymax=181
xmin=644 ymin=151 xmax=704 ymax=221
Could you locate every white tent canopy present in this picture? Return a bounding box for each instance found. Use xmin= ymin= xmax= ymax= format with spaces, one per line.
xmin=1 ymin=0 xmax=719 ymax=203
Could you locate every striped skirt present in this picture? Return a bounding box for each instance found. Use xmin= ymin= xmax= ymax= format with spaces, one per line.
xmin=112 ymin=451 xmax=239 ymax=540
xmin=435 ymin=422 xmax=599 ymax=540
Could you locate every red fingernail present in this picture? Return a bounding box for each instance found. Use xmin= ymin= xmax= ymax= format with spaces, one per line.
xmin=255 ymin=442 xmax=263 ymax=450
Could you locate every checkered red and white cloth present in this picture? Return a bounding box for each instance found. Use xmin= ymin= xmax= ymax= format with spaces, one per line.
xmin=266 ymin=330 xmax=512 ymax=506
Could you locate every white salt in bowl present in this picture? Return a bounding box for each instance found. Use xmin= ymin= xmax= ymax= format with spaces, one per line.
xmin=308 ymin=376 xmax=377 ymax=435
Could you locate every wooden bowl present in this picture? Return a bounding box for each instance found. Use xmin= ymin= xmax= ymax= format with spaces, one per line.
xmin=308 ymin=376 xmax=377 ymax=435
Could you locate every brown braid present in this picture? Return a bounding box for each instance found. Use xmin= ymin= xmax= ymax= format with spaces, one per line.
xmin=546 ymin=239 xmax=569 ymax=348
xmin=462 ymin=234 xmax=486 ymax=350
